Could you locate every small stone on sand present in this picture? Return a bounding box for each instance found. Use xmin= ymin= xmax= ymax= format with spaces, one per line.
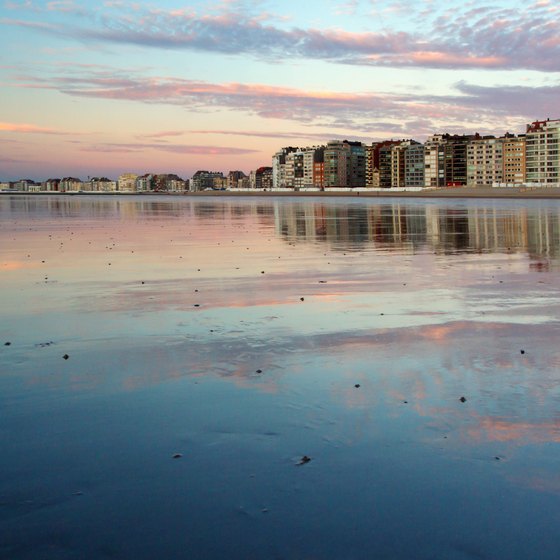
xmin=459 ymin=396 xmax=467 ymax=403
xmin=298 ymin=455 xmax=311 ymax=465
xmin=172 ymin=453 xmax=182 ymax=459
xmin=63 ymin=354 xmax=69 ymax=360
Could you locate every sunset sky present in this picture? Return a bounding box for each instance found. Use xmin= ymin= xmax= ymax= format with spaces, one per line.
xmin=1 ymin=0 xmax=559 ymax=180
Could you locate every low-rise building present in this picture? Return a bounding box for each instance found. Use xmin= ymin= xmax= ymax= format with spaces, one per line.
xmin=190 ymin=170 xmax=224 ymax=191
xmin=118 ymin=173 xmax=138 ymax=192
xmin=59 ymin=177 xmax=82 ymax=191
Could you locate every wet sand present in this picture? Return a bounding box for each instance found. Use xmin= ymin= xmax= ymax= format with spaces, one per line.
xmin=2 ymin=195 xmax=560 ymax=559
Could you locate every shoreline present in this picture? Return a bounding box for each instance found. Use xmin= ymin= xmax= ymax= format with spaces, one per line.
xmin=2 ymin=187 xmax=560 ymax=199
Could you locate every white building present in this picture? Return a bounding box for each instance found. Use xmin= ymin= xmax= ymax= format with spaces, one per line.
xmin=526 ymin=119 xmax=560 ymax=185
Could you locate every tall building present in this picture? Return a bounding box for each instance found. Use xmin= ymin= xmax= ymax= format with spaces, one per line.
xmin=466 ymin=136 xmax=503 ymax=187
xmin=502 ymin=135 xmax=526 ymax=185
xmin=424 ymin=135 xmax=446 ymax=188
xmin=366 ymin=141 xmax=400 ymax=188
xmin=272 ymin=147 xmax=298 ymax=188
xmin=526 ymin=119 xmax=560 ymax=184
xmin=346 ymin=141 xmax=366 ymax=187
xmin=285 ymin=150 xmax=305 ymax=188
xmin=404 ymin=143 xmax=425 ymax=188
xmin=312 ymin=148 xmax=325 ymax=188
xmin=323 ymin=141 xmax=349 ymax=187
xmin=443 ymin=134 xmax=475 ymax=186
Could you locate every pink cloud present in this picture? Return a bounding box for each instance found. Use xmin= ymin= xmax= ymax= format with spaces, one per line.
xmin=0 ymin=121 xmax=64 ymax=134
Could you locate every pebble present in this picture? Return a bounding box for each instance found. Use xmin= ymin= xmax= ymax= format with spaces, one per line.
xmin=298 ymin=455 xmax=311 ymax=465
xmin=459 ymin=396 xmax=467 ymax=403
xmin=520 ymin=349 xmax=525 ymax=355
xmin=4 ymin=342 xmax=11 ymax=346
xmin=63 ymin=354 xmax=69 ymax=360
xmin=300 ymin=297 xmax=304 ymax=301
xmin=354 ymin=384 xmax=360 ymax=388
xmin=172 ymin=453 xmax=182 ymax=459
xmin=256 ymin=369 xmax=262 ymax=374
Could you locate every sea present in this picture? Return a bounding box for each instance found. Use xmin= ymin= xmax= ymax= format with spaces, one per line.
xmin=2 ymin=194 xmax=560 ymax=559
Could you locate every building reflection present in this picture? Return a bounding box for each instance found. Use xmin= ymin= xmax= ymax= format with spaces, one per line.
xmin=274 ymin=202 xmax=560 ymax=259
xmin=2 ymin=194 xmax=560 ymax=260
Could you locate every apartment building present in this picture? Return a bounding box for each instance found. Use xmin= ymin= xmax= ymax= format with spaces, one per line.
xmin=526 ymin=119 xmax=560 ymax=184
xmin=502 ymin=135 xmax=526 ymax=185
xmin=118 ymin=173 xmax=138 ymax=192
xmin=405 ymin=143 xmax=425 ymax=188
xmin=466 ymin=136 xmax=503 ymax=187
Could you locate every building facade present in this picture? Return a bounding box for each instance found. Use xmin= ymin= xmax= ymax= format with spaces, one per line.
xmin=526 ymin=119 xmax=560 ymax=184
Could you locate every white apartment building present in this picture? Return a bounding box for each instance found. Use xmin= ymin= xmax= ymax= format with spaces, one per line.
xmin=526 ymin=119 xmax=560 ymax=184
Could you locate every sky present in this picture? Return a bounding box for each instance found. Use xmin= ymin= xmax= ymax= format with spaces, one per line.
xmin=1 ymin=0 xmax=559 ymax=180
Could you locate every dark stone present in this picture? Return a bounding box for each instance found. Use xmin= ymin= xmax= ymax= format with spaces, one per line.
xmin=300 ymin=297 xmax=304 ymax=301
xmin=520 ymin=350 xmax=525 ymax=355
xmin=298 ymin=455 xmax=311 ymax=465
xmin=459 ymin=396 xmax=467 ymax=403
xmin=354 ymin=384 xmax=360 ymax=388
xmin=63 ymin=354 xmax=69 ymax=360
xmin=4 ymin=342 xmax=11 ymax=346
xmin=194 ymin=304 xmax=200 ymax=307
xmin=256 ymin=369 xmax=262 ymax=374
xmin=172 ymin=453 xmax=182 ymax=459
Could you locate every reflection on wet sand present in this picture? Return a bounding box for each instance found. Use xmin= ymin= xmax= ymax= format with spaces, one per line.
xmin=275 ymin=201 xmax=560 ymax=258
xmin=2 ymin=195 xmax=560 ymax=559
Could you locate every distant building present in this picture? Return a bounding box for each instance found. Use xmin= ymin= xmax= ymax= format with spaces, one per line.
xmin=42 ymin=178 xmax=60 ymax=191
xmin=190 ymin=170 xmax=224 ymax=191
xmin=136 ymin=174 xmax=154 ymax=192
xmin=59 ymin=177 xmax=82 ymax=191
xmin=227 ymin=170 xmax=246 ymax=189
xmin=152 ymin=174 xmax=186 ymax=191
xmin=118 ymin=173 xmax=138 ymax=192
xmin=83 ymin=177 xmax=117 ymax=191
xmin=526 ymin=119 xmax=560 ymax=184
xmin=255 ymin=166 xmax=273 ymax=189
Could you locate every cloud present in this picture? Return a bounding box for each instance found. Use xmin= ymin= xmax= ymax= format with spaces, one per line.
xmin=76 ymin=141 xmax=260 ymax=155
xmin=0 ymin=121 xmax=66 ymax=134
xmin=14 ymin=67 xmax=552 ymax=137
xmin=3 ymin=2 xmax=560 ymax=71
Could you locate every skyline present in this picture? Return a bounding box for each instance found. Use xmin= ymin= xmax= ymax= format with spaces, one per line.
xmin=1 ymin=0 xmax=560 ymax=180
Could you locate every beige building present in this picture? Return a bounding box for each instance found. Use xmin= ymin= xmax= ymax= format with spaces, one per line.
xmin=502 ymin=135 xmax=526 ymax=185
xmin=118 ymin=173 xmax=138 ymax=191
xmin=467 ymin=137 xmax=503 ymax=187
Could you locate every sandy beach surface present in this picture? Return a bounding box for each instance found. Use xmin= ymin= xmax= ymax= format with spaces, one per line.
xmin=2 ymin=194 xmax=560 ymax=559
